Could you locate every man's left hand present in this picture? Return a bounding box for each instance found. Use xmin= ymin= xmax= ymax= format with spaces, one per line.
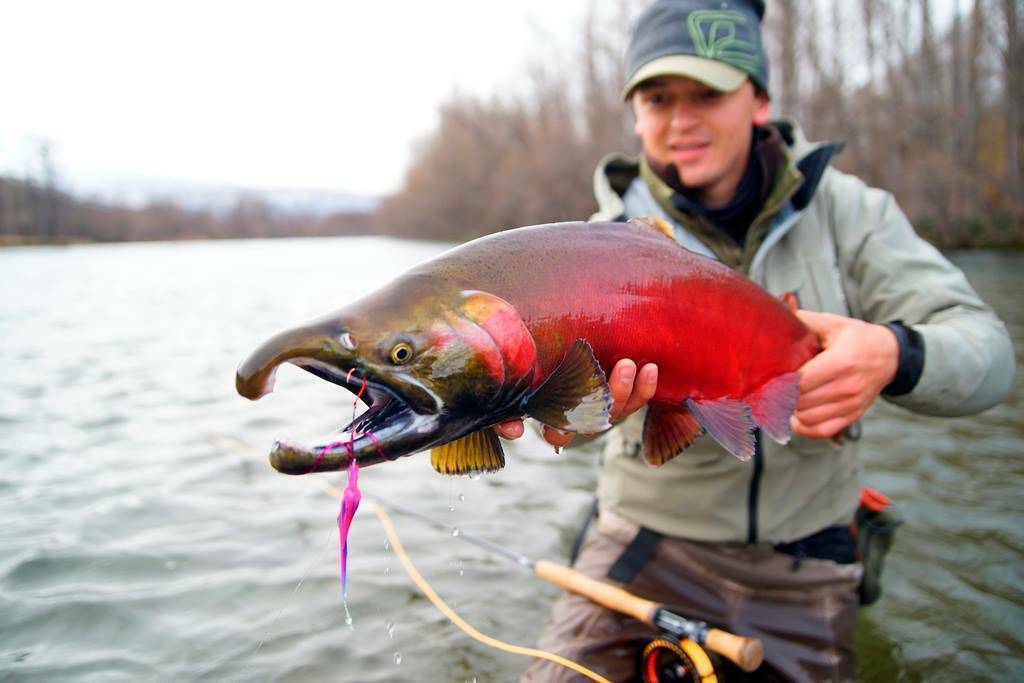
xmin=791 ymin=310 xmax=900 ymax=439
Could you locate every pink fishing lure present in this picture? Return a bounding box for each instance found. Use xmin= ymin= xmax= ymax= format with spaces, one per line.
xmin=338 ymin=454 xmax=360 ymax=596
xmin=335 ymin=375 xmax=368 ymax=595
xmin=319 ymin=376 xmax=389 ymax=597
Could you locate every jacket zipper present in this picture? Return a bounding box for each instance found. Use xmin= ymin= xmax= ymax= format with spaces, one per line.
xmin=747 ymin=431 xmax=764 ymax=544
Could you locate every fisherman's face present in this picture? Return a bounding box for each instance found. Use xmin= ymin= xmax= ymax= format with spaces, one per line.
xmin=632 ymin=75 xmax=771 ymax=207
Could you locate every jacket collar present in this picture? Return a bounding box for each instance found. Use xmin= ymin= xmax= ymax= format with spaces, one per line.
xmin=593 ymin=119 xmax=843 ymax=221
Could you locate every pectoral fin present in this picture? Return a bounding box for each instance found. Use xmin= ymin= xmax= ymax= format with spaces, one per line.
xmin=685 ymin=397 xmax=757 ymax=461
xmin=642 ymin=405 xmax=705 ymax=466
xmin=522 ymin=339 xmax=612 ymax=433
xmin=430 ymin=429 xmax=506 ymax=475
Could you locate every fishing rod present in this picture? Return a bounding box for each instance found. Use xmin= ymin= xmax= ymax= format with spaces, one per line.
xmin=371 ymin=493 xmax=764 ymax=674
xmin=210 ymin=434 xmax=762 ymax=679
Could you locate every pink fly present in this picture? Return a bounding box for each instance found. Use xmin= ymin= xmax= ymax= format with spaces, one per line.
xmin=336 ymin=374 xmax=367 ymax=596
xmin=310 ymin=374 xmax=382 ymax=597
xmin=337 ymin=448 xmax=361 ymax=596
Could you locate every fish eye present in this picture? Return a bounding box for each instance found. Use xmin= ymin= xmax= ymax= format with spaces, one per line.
xmin=389 ymin=342 xmax=414 ymax=365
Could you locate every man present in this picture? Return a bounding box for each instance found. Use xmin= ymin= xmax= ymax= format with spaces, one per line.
xmin=499 ymin=0 xmax=1016 ymax=681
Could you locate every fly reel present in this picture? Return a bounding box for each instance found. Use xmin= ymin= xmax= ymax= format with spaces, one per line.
xmin=640 ymin=635 xmax=718 ymax=683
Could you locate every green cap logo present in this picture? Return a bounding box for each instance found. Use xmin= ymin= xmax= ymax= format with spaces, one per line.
xmin=687 ymin=10 xmax=762 ymax=74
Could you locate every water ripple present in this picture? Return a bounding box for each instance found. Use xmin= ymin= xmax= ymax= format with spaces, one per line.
xmin=0 ymin=241 xmax=1021 ymax=682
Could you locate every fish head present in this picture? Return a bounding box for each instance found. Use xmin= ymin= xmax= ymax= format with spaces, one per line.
xmin=236 ymin=275 xmax=538 ymax=474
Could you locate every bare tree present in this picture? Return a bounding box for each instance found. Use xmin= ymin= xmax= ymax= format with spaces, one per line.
xmin=1003 ymin=0 xmax=1023 ymax=211
xmin=33 ymin=141 xmax=60 ymax=240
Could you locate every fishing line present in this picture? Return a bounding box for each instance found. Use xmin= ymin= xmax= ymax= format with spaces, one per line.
xmin=254 ymin=523 xmax=336 ymax=653
xmin=331 ymin=483 xmax=612 ymax=683
xmin=212 ymin=434 xmax=611 ymax=683
xmin=208 ymin=434 xmax=337 ymax=650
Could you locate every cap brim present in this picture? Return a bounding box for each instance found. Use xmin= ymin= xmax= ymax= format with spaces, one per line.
xmin=621 ymin=55 xmax=747 ymax=100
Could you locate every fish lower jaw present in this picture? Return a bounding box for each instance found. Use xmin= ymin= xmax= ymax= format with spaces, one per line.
xmin=270 ymin=428 xmax=387 ymax=470
xmin=268 ymin=408 xmax=438 ymax=475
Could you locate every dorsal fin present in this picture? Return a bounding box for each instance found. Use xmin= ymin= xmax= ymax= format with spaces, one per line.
xmin=522 ymin=339 xmax=611 ymax=433
xmin=430 ymin=428 xmax=505 ymax=475
xmin=628 ymin=216 xmax=675 ymax=240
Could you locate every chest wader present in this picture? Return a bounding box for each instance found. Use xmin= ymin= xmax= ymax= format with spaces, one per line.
xmin=569 ymin=485 xmax=900 ymax=680
xmin=568 ymin=508 xmax=723 ymax=682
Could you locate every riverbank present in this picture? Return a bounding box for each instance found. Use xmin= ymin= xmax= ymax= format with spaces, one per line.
xmin=3 ymin=224 xmax=1023 ymax=250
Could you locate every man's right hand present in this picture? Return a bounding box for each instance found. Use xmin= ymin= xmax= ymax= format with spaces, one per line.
xmin=494 ymin=359 xmax=659 ymax=448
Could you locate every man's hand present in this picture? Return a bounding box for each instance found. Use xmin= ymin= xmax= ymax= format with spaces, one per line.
xmin=791 ymin=310 xmax=900 ymax=439
xmin=495 ymin=359 xmax=659 ymax=448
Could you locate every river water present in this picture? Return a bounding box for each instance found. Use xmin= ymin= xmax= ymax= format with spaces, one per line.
xmin=0 ymin=237 xmax=1021 ymax=682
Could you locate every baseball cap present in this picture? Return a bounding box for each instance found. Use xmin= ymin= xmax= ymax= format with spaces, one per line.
xmin=622 ymin=0 xmax=769 ymax=99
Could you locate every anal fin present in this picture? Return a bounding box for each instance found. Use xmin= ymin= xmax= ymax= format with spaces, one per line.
xmin=430 ymin=429 xmax=506 ymax=475
xmin=685 ymin=397 xmax=757 ymax=461
xmin=522 ymin=339 xmax=611 ymax=433
xmin=747 ymin=372 xmax=801 ymax=445
xmin=642 ymin=405 xmax=705 ymax=466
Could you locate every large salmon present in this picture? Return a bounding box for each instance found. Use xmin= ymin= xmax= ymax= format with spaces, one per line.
xmin=236 ymin=219 xmax=819 ymax=475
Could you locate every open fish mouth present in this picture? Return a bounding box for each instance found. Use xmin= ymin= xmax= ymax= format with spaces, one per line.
xmin=268 ymin=360 xmax=436 ymax=475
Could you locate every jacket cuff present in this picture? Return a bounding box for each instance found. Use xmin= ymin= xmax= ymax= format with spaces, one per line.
xmin=881 ymin=321 xmax=925 ymax=396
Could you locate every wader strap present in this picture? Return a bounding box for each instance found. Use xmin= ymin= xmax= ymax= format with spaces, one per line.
xmin=607 ymin=526 xmax=663 ymax=583
xmin=568 ymin=498 xmax=599 ymax=566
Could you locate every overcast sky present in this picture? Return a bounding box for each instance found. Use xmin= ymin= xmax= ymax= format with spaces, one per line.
xmin=3 ymin=1 xmax=962 ymax=199
xmin=1 ymin=0 xmax=591 ymax=197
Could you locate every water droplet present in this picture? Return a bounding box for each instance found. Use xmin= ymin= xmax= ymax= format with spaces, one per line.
xmin=384 ymin=540 xmax=390 ymax=550
xmin=468 ymin=472 xmax=481 ymax=481
xmin=384 ymin=567 xmax=391 ymax=576
xmin=394 ymin=652 xmax=402 ymax=666
xmin=451 ymin=527 xmax=460 ymax=537
xmin=386 ymin=622 xmax=395 ymax=638
xmin=458 ymin=493 xmax=465 ymax=502
xmin=448 ymin=504 xmax=455 ymax=512
xmin=342 ymin=600 xmax=354 ymax=630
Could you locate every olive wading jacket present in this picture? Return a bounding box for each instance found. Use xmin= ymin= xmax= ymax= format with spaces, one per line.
xmin=589 ymin=120 xmax=1015 ymax=545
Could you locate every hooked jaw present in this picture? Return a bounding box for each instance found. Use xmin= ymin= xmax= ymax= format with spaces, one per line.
xmin=235 ymin=321 xmax=446 ymax=474
xmin=234 ymin=321 xmax=348 ymax=401
xmin=267 ymin=367 xmax=442 ymax=474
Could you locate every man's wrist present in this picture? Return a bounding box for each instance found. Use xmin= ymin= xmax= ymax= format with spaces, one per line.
xmin=881 ymin=321 xmax=925 ymax=396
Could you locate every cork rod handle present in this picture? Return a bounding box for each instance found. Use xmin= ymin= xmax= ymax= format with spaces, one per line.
xmin=532 ymin=560 xmax=659 ymax=624
xmin=704 ymin=628 xmax=764 ymax=673
xmin=532 ymin=560 xmax=764 ymax=673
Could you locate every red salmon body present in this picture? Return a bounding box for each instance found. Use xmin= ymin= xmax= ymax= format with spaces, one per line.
xmin=407 ymin=221 xmax=819 ymax=408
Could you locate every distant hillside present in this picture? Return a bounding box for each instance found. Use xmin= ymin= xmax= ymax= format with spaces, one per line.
xmin=0 ymin=174 xmax=377 ymax=244
xmin=72 ymin=175 xmax=379 ymax=217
